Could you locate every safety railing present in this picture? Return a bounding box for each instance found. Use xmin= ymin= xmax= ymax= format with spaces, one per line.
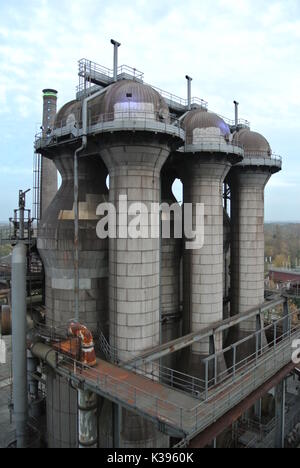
xmin=56 ymin=352 xmax=188 ymax=432
xmin=201 ymin=309 xmax=298 ymax=399
xmin=219 ymin=115 xmax=251 ymax=129
xmin=126 ymin=308 xmax=299 ymax=404
xmin=35 ymin=110 xmax=185 ymax=148
xmin=150 ymin=83 xmax=208 ymax=110
xmin=130 ymin=361 xmax=206 ymax=399
xmin=240 ymin=152 xmax=282 ymax=163
xmin=183 ymin=133 xmax=244 ymax=154
xmin=77 ymin=58 xmax=145 ymax=94
xmin=51 ymin=318 xmax=300 ymax=436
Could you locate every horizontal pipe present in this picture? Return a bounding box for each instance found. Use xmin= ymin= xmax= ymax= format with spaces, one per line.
xmin=30 ymin=342 xmax=57 ymax=369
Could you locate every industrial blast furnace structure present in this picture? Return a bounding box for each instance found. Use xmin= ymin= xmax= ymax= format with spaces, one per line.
xmin=6 ymin=41 xmax=293 ymax=450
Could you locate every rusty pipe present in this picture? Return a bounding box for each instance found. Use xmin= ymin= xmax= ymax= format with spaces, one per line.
xmin=68 ymin=322 xmax=96 ymax=366
xmin=0 ymin=300 xmax=43 ymax=336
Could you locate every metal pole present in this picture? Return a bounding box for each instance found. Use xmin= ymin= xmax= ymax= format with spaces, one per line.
xmin=113 ymin=403 xmax=122 ymax=448
xmin=111 ymin=39 xmax=121 ymax=82
xmin=233 ymin=101 xmax=239 ymax=127
xmin=12 ymin=242 xmax=28 ymax=448
xmin=283 ymin=299 xmax=289 ymax=337
xmin=74 ymin=147 xmax=80 ymax=322
xmin=186 ymin=76 xmax=192 ymax=110
xmin=275 ymin=379 xmax=286 ymax=448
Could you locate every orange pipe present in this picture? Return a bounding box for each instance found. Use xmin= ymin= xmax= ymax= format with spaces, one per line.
xmin=68 ymin=322 xmax=97 ymax=367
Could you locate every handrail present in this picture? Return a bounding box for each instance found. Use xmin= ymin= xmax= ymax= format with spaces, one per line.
xmin=35 ymin=110 xmax=185 ymax=149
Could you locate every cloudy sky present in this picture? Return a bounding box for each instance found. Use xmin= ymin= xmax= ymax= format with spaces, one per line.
xmin=0 ymin=0 xmax=299 ymax=222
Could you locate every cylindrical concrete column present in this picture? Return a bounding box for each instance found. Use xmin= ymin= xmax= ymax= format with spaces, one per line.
xmin=228 ymin=128 xmax=282 ymax=361
xmin=40 ymin=89 xmax=58 ymax=219
xmin=228 ymin=168 xmax=271 ymax=358
xmin=12 ymin=242 xmax=28 ymax=448
xmin=181 ymin=156 xmax=231 ymax=377
xmin=38 ymin=148 xmax=109 ymax=333
xmin=78 ymin=389 xmax=98 ymax=448
xmin=161 ymin=168 xmax=182 ymax=369
xmin=38 ymin=148 xmax=109 ymax=448
xmin=230 ymin=168 xmax=271 ymax=324
xmin=100 ymin=137 xmax=171 ymax=448
xmin=100 ymin=142 xmax=169 ymax=361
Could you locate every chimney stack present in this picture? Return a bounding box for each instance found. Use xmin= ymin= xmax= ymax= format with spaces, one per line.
xmin=186 ymin=75 xmax=193 ymax=110
xmin=111 ymin=39 xmax=121 ymax=82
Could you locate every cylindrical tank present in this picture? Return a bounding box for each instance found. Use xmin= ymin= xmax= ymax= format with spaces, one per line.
xmin=178 ymin=110 xmax=243 ymax=380
xmin=160 ymin=166 xmax=182 ymax=369
xmin=98 ymin=80 xmax=183 ymax=448
xmin=227 ymin=128 xmax=281 ymax=361
xmin=37 ymin=101 xmax=109 ymax=448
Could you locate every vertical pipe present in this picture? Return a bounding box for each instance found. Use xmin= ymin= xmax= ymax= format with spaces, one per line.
xmin=74 ymin=148 xmax=80 ymax=322
xmin=113 ymin=403 xmax=122 ymax=448
xmin=185 ymin=76 xmax=192 ymax=110
xmin=111 ymin=39 xmax=121 ymax=82
xmin=233 ymin=101 xmax=239 ymax=127
xmin=78 ymin=389 xmax=98 ymax=448
xmin=12 ymin=242 xmax=28 ymax=448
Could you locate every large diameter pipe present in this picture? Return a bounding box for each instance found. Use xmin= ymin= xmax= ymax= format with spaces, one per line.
xmin=12 ymin=242 xmax=28 ymax=448
xmin=78 ymin=389 xmax=98 ymax=448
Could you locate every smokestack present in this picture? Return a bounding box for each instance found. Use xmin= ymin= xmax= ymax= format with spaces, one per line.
xmin=186 ymin=76 xmax=193 ymax=110
xmin=234 ymin=100 xmax=239 ymax=127
xmin=42 ymin=89 xmax=58 ymax=132
xmin=40 ymin=89 xmax=58 ymax=220
xmin=111 ymin=39 xmax=121 ymax=82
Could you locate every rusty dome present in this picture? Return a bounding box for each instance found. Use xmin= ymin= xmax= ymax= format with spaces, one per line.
xmin=233 ymin=128 xmax=271 ymax=158
xmin=183 ymin=109 xmax=230 ymax=145
xmin=54 ymin=100 xmax=82 ymax=128
xmin=99 ymin=80 xmax=169 ymax=120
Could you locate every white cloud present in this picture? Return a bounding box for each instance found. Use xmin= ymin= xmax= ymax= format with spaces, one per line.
xmin=0 ymin=0 xmax=300 ymax=220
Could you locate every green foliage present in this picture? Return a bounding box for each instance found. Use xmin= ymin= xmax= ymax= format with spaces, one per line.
xmin=265 ymin=223 xmax=300 ymax=268
xmin=0 ymin=244 xmax=12 ymax=258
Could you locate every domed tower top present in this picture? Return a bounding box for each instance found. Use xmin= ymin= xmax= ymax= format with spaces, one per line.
xmin=99 ymin=80 xmax=170 ymax=121
xmin=181 ymin=108 xmax=243 ymax=160
xmin=232 ymin=128 xmax=271 ymax=159
xmin=54 ymin=100 xmax=82 ymax=128
xmin=183 ymin=109 xmax=230 ymax=145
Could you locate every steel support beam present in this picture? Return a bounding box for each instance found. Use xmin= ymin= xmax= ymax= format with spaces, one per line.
xmin=113 ymin=403 xmax=122 ymax=448
xmin=126 ymin=297 xmax=285 ymax=367
xmin=274 ymin=379 xmax=286 ymax=448
xmin=188 ymin=361 xmax=295 ymax=448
